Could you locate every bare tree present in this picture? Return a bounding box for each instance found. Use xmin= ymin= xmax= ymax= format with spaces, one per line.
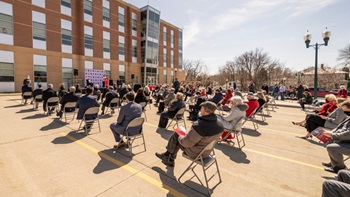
xmin=337 ymin=44 xmax=350 ymax=67
xmin=183 ymin=59 xmax=207 ymax=81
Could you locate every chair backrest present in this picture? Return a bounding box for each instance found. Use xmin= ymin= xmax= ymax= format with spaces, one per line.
xmin=110 ymin=98 xmax=120 ymax=105
xmin=47 ymin=97 xmax=59 ymax=103
xmin=64 ymin=102 xmax=77 ymax=109
xmin=234 ymin=116 xmax=245 ymax=130
xmin=169 ymin=99 xmax=176 ymax=105
xmin=139 ymin=102 xmax=147 ymax=108
xmin=91 ymin=95 xmax=98 ymax=99
xmin=193 ymin=140 xmax=218 ymax=160
xmin=23 ymin=92 xmax=32 ymax=97
xmin=84 ymin=106 xmax=99 ymax=116
xmin=35 ymin=94 xmax=42 ymax=100
xmin=175 ymin=107 xmax=186 ymax=118
xmin=75 ymin=93 xmax=82 ymax=97
xmin=126 ymin=117 xmax=145 ymax=130
xmin=247 ymin=107 xmax=258 ymax=118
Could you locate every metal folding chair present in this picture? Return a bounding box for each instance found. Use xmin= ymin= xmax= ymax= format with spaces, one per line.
xmin=44 ymin=97 xmax=59 ymax=115
xmin=105 ymin=98 xmax=120 ymax=115
xmin=60 ymin=102 xmax=77 ymax=123
xmin=256 ymin=103 xmax=267 ymax=122
xmin=21 ymin=92 xmax=33 ymax=105
xmin=32 ymin=94 xmax=42 ymax=110
xmin=178 ymin=140 xmax=222 ymax=196
xmin=166 ymin=107 xmax=187 ymax=130
xmin=77 ymin=107 xmax=101 ymax=135
xmin=139 ymin=102 xmax=147 ymax=122
xmin=119 ymin=117 xmax=146 ymax=156
xmin=218 ymin=116 xmax=246 ymax=150
xmin=243 ymin=108 xmax=259 ymax=130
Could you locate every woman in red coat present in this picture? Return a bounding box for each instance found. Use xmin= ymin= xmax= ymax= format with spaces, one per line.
xmin=337 ymin=85 xmax=348 ymax=98
xmin=220 ymin=88 xmax=233 ymax=105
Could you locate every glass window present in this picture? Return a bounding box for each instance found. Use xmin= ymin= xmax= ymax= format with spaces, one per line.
xmin=132 ymin=19 xmax=137 ymax=31
xmin=103 ymin=7 xmax=110 ymax=21
xmin=171 ymin=35 xmax=174 ymax=46
xmin=62 ymin=67 xmax=72 ymax=87
xmin=103 ymin=39 xmax=110 ymax=52
xmin=61 ymin=0 xmax=71 ymax=8
xmin=163 ymin=52 xmax=166 ymax=63
xmin=163 ymin=31 xmax=166 ymax=43
xmin=34 ymin=65 xmax=47 ymax=83
xmin=0 ymin=62 xmax=14 ymax=82
xmin=171 ymin=55 xmax=174 ymax=65
xmin=61 ymin=29 xmax=72 ymax=46
xmin=118 ymin=43 xmax=125 ymax=55
xmin=118 ymin=13 xmax=124 ymax=26
xmin=132 ymin=45 xmax=137 ymax=57
xmin=105 ymin=70 xmax=111 ymax=80
xmin=164 ymin=74 xmax=167 ymax=84
xmin=179 ymin=52 xmax=182 ymax=69
xmin=84 ymin=0 xmax=92 ymax=15
xmin=84 ymin=34 xmax=93 ymax=49
xmin=119 ymin=71 xmax=125 ymax=81
xmin=33 ymin=22 xmax=46 ymax=41
xmin=0 ymin=13 xmax=13 ymax=35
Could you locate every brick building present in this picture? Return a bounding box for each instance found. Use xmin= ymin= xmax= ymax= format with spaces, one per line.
xmin=0 ymin=0 xmax=185 ymax=92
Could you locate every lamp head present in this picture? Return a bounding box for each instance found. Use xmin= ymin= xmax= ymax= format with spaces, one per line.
xmin=304 ymin=30 xmax=312 ymax=48
xmin=322 ymin=27 xmax=331 ymax=46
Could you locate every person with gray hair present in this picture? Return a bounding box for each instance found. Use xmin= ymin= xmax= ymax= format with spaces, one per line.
xmin=337 ymin=85 xmax=348 ymax=99
xmin=42 ymin=84 xmax=57 ymax=114
xmin=217 ymin=96 xmax=248 ymax=131
xmin=156 ymin=101 xmax=224 ymax=167
xmin=57 ymin=86 xmax=79 ymax=118
xmin=93 ymin=84 xmax=101 ymax=101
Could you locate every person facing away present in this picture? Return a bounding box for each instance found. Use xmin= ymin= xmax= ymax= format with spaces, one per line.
xmin=158 ymin=92 xmax=186 ymax=128
xmin=296 ymin=84 xmax=304 ymax=100
xmin=155 ymin=101 xmax=224 ymax=167
xmin=32 ymin=83 xmax=43 ymax=109
xmin=209 ymin=89 xmax=223 ymax=105
xmin=101 ymin=86 xmax=119 ymax=115
xmin=23 ymin=75 xmax=30 ymax=86
xmin=217 ymin=96 xmax=248 ymax=130
xmin=57 ymin=86 xmax=79 ymax=118
xmin=110 ymin=92 xmax=142 ymax=148
xmin=76 ymin=87 xmax=100 ymax=121
xmin=42 ymin=84 xmax=58 ymax=113
xmin=172 ymin=78 xmax=180 ymax=93
xmin=244 ymin=92 xmax=259 ymax=117
xmin=22 ymin=79 xmax=33 ymax=105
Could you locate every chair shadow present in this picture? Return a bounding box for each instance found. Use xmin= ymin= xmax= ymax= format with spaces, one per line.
xmin=216 ymin=144 xmax=251 ymax=164
xmin=156 ymin=128 xmax=173 ymax=140
xmin=93 ymin=149 xmax=131 ymax=174
xmin=98 ymin=114 xmax=115 ymax=119
xmin=151 ymin=166 xmax=206 ymax=197
xmin=22 ymin=113 xmax=47 ymax=119
xmin=242 ymin=128 xmax=261 ymax=137
xmin=255 ymin=119 xmax=268 ymax=125
xmin=321 ymin=176 xmax=337 ymax=180
xmin=51 ymin=131 xmax=86 ymax=145
xmin=16 ymin=108 xmax=35 ymax=113
xmin=295 ymin=136 xmax=326 ymax=147
xmin=6 ymin=98 xmax=22 ymax=101
xmin=4 ymin=104 xmax=25 ymax=108
xmin=40 ymin=118 xmax=68 ymax=131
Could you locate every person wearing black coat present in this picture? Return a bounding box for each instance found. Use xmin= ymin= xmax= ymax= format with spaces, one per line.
xmin=172 ymin=78 xmax=180 ymax=93
xmin=21 ymin=80 xmax=33 ymax=104
xmin=42 ymin=84 xmax=58 ymax=113
xmin=158 ymin=93 xmax=186 ymax=128
xmin=57 ymin=86 xmax=79 ymax=117
xmin=296 ymin=85 xmax=304 ymax=100
xmin=32 ymin=84 xmax=43 ymax=109
xmin=101 ymin=86 xmax=119 ymax=115
xmin=209 ymin=89 xmax=223 ymax=105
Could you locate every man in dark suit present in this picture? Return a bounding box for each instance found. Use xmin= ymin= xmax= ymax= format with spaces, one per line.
xmin=158 ymin=93 xmax=186 ymax=128
xmin=76 ymin=87 xmax=100 ymax=130
xmin=32 ymin=84 xmax=43 ymax=109
xmin=209 ymin=89 xmax=223 ymax=105
xmin=101 ymin=86 xmax=119 ymax=115
xmin=110 ymin=92 xmax=142 ymax=148
xmin=42 ymin=84 xmax=57 ymax=113
xmin=21 ymin=80 xmax=33 ymax=105
xmin=172 ymin=78 xmax=180 ymax=93
xmin=57 ymin=86 xmax=79 ymax=118
xmin=157 ymin=88 xmax=176 ymax=113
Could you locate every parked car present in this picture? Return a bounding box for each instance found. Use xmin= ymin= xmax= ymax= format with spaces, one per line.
xmin=308 ymin=88 xmax=337 ymax=97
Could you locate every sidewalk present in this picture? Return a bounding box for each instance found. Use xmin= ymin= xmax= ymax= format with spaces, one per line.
xmin=274 ymin=98 xmax=326 ymax=109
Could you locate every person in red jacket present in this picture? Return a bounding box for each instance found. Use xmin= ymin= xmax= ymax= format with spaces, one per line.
xmin=244 ymin=92 xmax=259 ymax=117
xmin=220 ymin=88 xmax=233 ymax=105
xmin=337 ymin=85 xmax=348 ymax=98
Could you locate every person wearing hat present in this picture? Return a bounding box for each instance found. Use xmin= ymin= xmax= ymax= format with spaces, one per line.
xmin=155 ymin=101 xmax=224 ymax=167
xmin=337 ymin=85 xmax=348 ymax=99
xmin=244 ymin=92 xmax=259 ymax=117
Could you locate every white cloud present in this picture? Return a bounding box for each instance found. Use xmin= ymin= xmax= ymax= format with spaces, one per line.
xmin=288 ymin=0 xmax=338 ymax=18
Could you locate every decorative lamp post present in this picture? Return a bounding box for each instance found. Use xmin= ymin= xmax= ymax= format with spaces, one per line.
xmin=304 ymin=27 xmax=331 ymax=100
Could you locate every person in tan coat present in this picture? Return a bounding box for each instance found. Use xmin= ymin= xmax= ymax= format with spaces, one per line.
xmin=155 ymin=101 xmax=224 ymax=167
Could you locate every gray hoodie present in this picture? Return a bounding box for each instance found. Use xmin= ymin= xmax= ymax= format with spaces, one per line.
xmin=217 ymin=104 xmax=249 ymax=130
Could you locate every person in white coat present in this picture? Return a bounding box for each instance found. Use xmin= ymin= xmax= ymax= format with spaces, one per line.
xmin=217 ymin=96 xmax=248 ymax=130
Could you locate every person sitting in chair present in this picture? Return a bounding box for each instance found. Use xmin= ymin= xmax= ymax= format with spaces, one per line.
xmin=57 ymin=86 xmax=79 ymax=118
xmin=217 ymin=96 xmax=248 ymax=131
xmin=76 ymin=87 xmax=100 ymax=131
xmin=322 ymin=170 xmax=350 ymax=196
xmin=32 ymin=84 xmax=43 ymax=109
xmin=42 ymin=84 xmax=57 ymax=114
xmin=21 ymin=80 xmax=33 ymax=105
xmin=209 ymin=89 xmax=223 ymax=105
xmin=157 ymin=88 xmax=175 ymax=113
xmin=158 ymin=93 xmax=186 ymax=128
xmin=101 ymin=86 xmax=119 ymax=115
xmin=244 ymin=92 xmax=259 ymax=117
xmin=110 ymin=92 xmax=142 ymax=148
xmin=155 ymin=101 xmax=224 ymax=167
xmin=299 ymin=91 xmax=313 ymax=111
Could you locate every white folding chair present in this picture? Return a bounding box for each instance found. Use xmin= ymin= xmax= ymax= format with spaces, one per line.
xmin=44 ymin=97 xmax=59 ymax=115
xmin=167 ymin=107 xmax=187 ymax=130
xmin=105 ymin=98 xmax=120 ymax=115
xmin=139 ymin=102 xmax=147 ymax=122
xmin=178 ymin=140 xmax=222 ymax=196
xmin=60 ymin=102 xmax=77 ymax=123
xmin=243 ymin=108 xmax=259 ymax=131
xmin=77 ymin=107 xmax=101 ymax=135
xmin=21 ymin=92 xmax=33 ymax=105
xmin=218 ymin=116 xmax=246 ymax=150
xmin=267 ymin=97 xmax=277 ymax=111
xmin=32 ymin=94 xmax=42 ymax=110
xmin=119 ymin=117 xmax=146 ymax=156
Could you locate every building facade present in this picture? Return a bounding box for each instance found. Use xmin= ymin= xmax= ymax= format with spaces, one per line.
xmin=0 ymin=0 xmax=185 ymax=92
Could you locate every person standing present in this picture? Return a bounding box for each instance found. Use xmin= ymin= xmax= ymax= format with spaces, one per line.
xmin=248 ymin=81 xmax=255 ymax=93
xmin=172 ymin=78 xmax=180 ymax=93
xmin=279 ymin=84 xmax=286 ymax=101
xmin=233 ymin=81 xmax=237 ymax=90
xmin=296 ymin=84 xmax=304 ymax=100
xmin=103 ymin=75 xmax=109 ymax=88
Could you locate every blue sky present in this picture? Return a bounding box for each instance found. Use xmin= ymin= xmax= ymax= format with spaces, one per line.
xmin=126 ymin=0 xmax=350 ymax=74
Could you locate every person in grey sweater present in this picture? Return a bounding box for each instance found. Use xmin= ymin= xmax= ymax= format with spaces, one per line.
xmin=217 ymin=96 xmax=248 ymax=130
xmin=322 ymin=170 xmax=350 ymax=197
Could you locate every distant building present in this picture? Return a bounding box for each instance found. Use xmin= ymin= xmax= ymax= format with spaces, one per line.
xmin=0 ymin=0 xmax=184 ymax=92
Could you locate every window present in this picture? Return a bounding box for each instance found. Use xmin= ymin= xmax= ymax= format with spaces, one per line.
xmin=0 ymin=62 xmax=14 ymax=82
xmin=62 ymin=67 xmax=72 ymax=86
xmin=119 ymin=65 xmax=125 ymax=81
xmin=62 ymin=29 xmax=72 ymax=46
xmin=61 ymin=0 xmax=71 ymax=8
xmin=33 ymin=22 xmax=46 ymax=41
xmin=34 ymin=65 xmax=47 ymax=83
xmin=132 ymin=45 xmax=137 ymax=57
xmin=132 ymin=19 xmax=137 ymax=31
xmin=118 ymin=13 xmax=124 ymax=26
xmin=84 ymin=34 xmax=93 ymax=49
xmin=163 ymin=31 xmax=166 ymax=43
xmin=103 ymin=7 xmax=109 ymax=21
xmin=171 ymin=55 xmax=174 ymax=66
xmin=163 ymin=70 xmax=167 ymax=84
xmin=103 ymin=39 xmax=110 ymax=52
xmin=84 ymin=0 xmax=92 ymax=15
xmin=0 ymin=13 xmax=13 ymax=35
xmin=119 ymin=43 xmax=125 ymax=55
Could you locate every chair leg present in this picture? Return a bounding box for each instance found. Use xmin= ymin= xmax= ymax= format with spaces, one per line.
xmin=178 ymin=161 xmax=196 ymax=183
xmin=183 ymin=118 xmax=187 ymax=130
xmin=97 ymin=119 xmax=101 ymax=133
xmin=142 ymin=133 xmax=147 ymax=152
xmin=166 ymin=119 xmax=174 ymax=129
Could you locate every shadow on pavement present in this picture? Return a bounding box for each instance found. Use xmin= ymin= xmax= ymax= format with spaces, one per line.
xmin=40 ymin=118 xmax=68 ymax=131
xmin=51 ymin=131 xmax=86 ymax=144
xmin=16 ymin=108 xmax=35 ymax=113
xmin=321 ymin=176 xmax=337 ymax=180
xmin=295 ymin=136 xmax=326 ymax=147
xmin=242 ymin=128 xmax=261 ymax=137
xmin=93 ymin=149 xmax=131 ymax=174
xmin=4 ymin=104 xmax=25 ymax=108
xmin=216 ymin=144 xmax=250 ymax=164
xmin=22 ymin=113 xmax=47 ymax=119
xmin=156 ymin=127 xmax=173 ymax=140
xmin=255 ymin=119 xmax=268 ymax=125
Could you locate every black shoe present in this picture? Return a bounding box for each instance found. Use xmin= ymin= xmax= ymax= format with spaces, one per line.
xmin=155 ymin=152 xmax=175 ymax=167
xmin=322 ymin=162 xmax=332 ymax=168
xmin=324 ymin=166 xmax=344 ymax=174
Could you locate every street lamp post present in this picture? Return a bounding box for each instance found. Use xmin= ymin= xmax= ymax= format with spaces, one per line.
xmin=304 ymin=27 xmax=331 ymax=100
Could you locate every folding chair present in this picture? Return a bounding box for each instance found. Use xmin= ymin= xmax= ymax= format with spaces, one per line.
xmin=21 ymin=92 xmax=33 ymax=105
xmin=218 ymin=116 xmax=246 ymax=150
xmin=32 ymin=94 xmax=42 ymax=110
xmin=75 ymin=93 xmax=82 ymax=97
xmin=267 ymin=97 xmax=277 ymax=111
xmin=166 ymin=107 xmax=187 ymax=130
xmin=44 ymin=97 xmax=59 ymax=115
xmin=60 ymin=102 xmax=77 ymax=123
xmin=105 ymin=98 xmax=120 ymax=115
xmin=178 ymin=140 xmax=222 ymax=196
xmin=139 ymin=102 xmax=147 ymax=121
xmin=256 ymin=103 xmax=267 ymax=122
xmin=77 ymin=107 xmax=101 ymax=135
xmin=243 ymin=108 xmax=259 ymax=130
xmin=119 ymin=117 xmax=146 ymax=156
xmin=146 ymin=95 xmax=152 ymax=110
